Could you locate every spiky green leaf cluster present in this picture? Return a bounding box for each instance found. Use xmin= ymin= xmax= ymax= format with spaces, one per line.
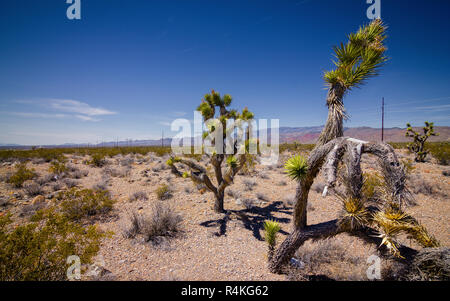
xmin=263 ymin=220 xmax=281 ymax=247
xmin=324 ymin=19 xmax=388 ymax=90
xmin=226 ymin=155 xmax=238 ymax=168
xmin=284 ymin=155 xmax=308 ymax=181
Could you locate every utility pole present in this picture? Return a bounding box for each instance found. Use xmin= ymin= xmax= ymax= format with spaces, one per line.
xmin=381 ymin=97 xmax=385 ymax=142
xmin=161 ymin=130 xmax=164 ymax=147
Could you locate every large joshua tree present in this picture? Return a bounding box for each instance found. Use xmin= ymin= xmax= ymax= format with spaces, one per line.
xmin=267 ymin=20 xmax=440 ymax=274
xmin=168 ymin=90 xmax=254 ymax=213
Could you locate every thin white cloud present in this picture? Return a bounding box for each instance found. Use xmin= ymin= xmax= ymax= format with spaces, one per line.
xmin=12 ymin=98 xmax=117 ymax=122
xmin=8 ymin=112 xmax=68 ymax=119
xmin=47 ymin=99 xmax=117 ymax=116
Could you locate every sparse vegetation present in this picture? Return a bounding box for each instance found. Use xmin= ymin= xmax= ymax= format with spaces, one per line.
xmin=129 ymin=191 xmax=148 ymax=202
xmin=57 ymin=188 xmax=115 ymax=221
xmin=124 ymin=202 xmax=182 ymax=244
xmin=8 ymin=163 xmax=36 ymax=188
xmin=0 ymin=210 xmax=104 ymax=281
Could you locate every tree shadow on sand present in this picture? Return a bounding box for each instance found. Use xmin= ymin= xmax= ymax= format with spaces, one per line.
xmin=200 ymin=201 xmax=292 ymax=240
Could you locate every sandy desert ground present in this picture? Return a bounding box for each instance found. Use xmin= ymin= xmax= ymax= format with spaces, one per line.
xmin=0 ymin=148 xmax=448 ymax=281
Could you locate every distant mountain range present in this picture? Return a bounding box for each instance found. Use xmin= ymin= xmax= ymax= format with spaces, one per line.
xmin=1 ymin=126 xmax=448 ymax=149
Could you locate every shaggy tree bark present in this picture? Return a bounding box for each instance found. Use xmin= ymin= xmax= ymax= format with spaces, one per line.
xmin=269 ymin=137 xmax=410 ymax=274
xmin=316 ymin=83 xmax=346 ymax=147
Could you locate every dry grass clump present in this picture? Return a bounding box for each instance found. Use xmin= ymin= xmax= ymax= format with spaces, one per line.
xmin=288 ymin=238 xmax=366 ymax=281
xmin=63 ymin=178 xmax=79 ymax=189
xmin=123 ymin=202 xmax=182 ymax=244
xmin=256 ymin=192 xmax=269 ymax=202
xmin=103 ymin=166 xmax=131 ymax=178
xmin=243 ymin=179 xmax=257 ymax=191
xmin=407 ymin=174 xmax=439 ymax=196
xmin=241 ymin=198 xmax=255 ymax=210
xmin=129 ymin=191 xmax=148 ymax=202
xmin=23 ymin=181 xmax=43 ymax=196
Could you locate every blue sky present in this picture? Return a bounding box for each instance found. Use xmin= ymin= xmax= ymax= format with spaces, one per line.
xmin=1 ymin=0 xmax=449 ymax=145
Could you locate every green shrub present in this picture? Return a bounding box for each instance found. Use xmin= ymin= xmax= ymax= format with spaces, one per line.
xmin=427 ymin=142 xmax=450 ymax=165
xmin=155 ymin=184 xmax=172 ymax=200
xmin=89 ymin=153 xmax=106 ymax=167
xmin=8 ymin=163 xmax=36 ymax=188
xmin=49 ymin=160 xmax=67 ymax=175
xmin=57 ymin=188 xmax=115 ymax=221
xmin=0 ymin=210 xmax=104 ymax=281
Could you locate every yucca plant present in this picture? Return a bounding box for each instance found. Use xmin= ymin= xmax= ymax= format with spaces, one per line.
xmin=264 ymin=220 xmax=281 ymax=260
xmin=337 ymin=196 xmax=369 ymax=230
xmin=284 ymin=155 xmax=308 ymax=181
xmin=318 ymin=19 xmax=388 ymax=146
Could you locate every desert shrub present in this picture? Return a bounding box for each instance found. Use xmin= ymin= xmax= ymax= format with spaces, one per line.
xmin=23 ymin=181 xmax=43 ymax=196
xmin=279 ymin=142 xmax=315 ymax=153
xmin=242 ymin=198 xmax=255 ymax=210
xmin=91 ymin=178 xmax=110 ymax=192
xmin=0 ymin=210 xmax=103 ymax=281
xmin=256 ymin=192 xmax=269 ymax=202
xmin=51 ymin=181 xmax=64 ymax=192
xmin=443 ymin=170 xmax=450 ymax=177
xmin=408 ymin=175 xmax=435 ymax=196
xmin=70 ymin=170 xmax=85 ymax=179
xmin=124 ymin=203 xmax=182 ymax=243
xmin=119 ymin=156 xmax=134 ymax=166
xmin=65 ymin=164 xmax=79 ymax=173
xmin=49 ymin=160 xmax=67 ymax=175
xmin=102 ymin=166 xmax=130 ymax=178
xmin=289 ymin=238 xmax=364 ymax=281
xmin=243 ymin=179 xmax=257 ymax=191
xmin=226 ymin=189 xmax=240 ymax=199
xmin=8 ymin=163 xmax=36 ymax=188
xmin=89 ymin=154 xmax=106 ymax=167
xmin=57 ymin=188 xmax=115 ymax=221
xmin=283 ymin=194 xmax=295 ymax=207
xmin=183 ymin=186 xmax=192 ymax=194
xmin=155 ymin=184 xmax=172 ymax=200
xmin=129 ymin=191 xmax=148 ymax=202
xmin=63 ymin=178 xmax=79 ymax=189
xmin=427 ymin=142 xmax=450 ymax=165
xmin=258 ymin=172 xmax=270 ymax=180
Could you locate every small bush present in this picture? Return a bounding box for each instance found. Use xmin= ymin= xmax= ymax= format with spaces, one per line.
xmin=408 ymin=175 xmax=435 ymax=196
xmin=23 ymin=181 xmax=43 ymax=196
xmin=63 ymin=178 xmax=79 ymax=189
xmin=155 ymin=184 xmax=172 ymax=200
xmin=311 ymin=182 xmax=326 ymax=194
xmin=242 ymin=198 xmax=255 ymax=210
xmin=0 ymin=210 xmax=104 ymax=281
xmin=129 ymin=191 xmax=148 ymax=202
xmin=256 ymin=192 xmax=268 ymax=202
xmin=8 ymin=163 xmax=36 ymax=188
xmin=49 ymin=160 xmax=67 ymax=175
xmin=57 ymin=188 xmax=115 ymax=221
xmin=243 ymin=179 xmax=257 ymax=191
xmin=124 ymin=203 xmax=182 ymax=243
xmin=428 ymin=142 xmax=450 ymax=165
xmin=89 ymin=154 xmax=106 ymax=167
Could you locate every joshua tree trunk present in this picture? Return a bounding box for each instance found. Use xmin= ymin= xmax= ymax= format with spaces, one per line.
xmin=316 ymin=84 xmax=346 ymax=147
xmin=214 ymin=191 xmax=225 ymax=213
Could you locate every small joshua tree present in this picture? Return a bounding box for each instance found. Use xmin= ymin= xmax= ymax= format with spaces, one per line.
xmin=405 ymin=122 xmax=439 ymax=162
xmin=168 ymin=90 xmax=254 ymax=213
xmin=264 ymin=220 xmax=281 ymax=261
